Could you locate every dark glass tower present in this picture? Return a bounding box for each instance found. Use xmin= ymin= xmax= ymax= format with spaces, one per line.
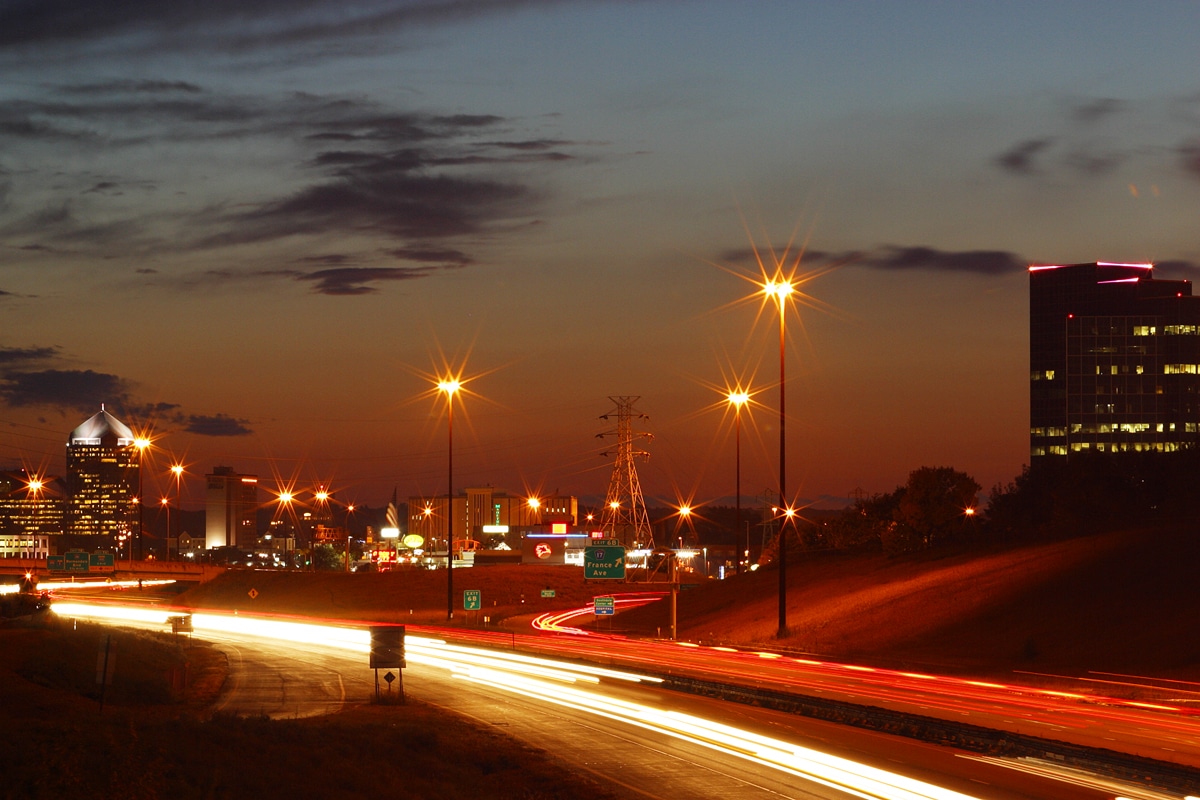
xmin=1030 ymin=262 xmax=1200 ymax=463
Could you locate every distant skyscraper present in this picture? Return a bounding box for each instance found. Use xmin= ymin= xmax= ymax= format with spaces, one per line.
xmin=1030 ymin=262 xmax=1200 ymax=463
xmin=205 ymin=466 xmax=258 ymax=550
xmin=65 ymin=407 xmax=138 ymax=537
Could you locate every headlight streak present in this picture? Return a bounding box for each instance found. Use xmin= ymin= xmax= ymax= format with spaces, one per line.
xmin=454 ymin=667 xmax=982 ymax=800
xmin=42 ymin=579 xmax=176 ymax=592
xmin=531 ymin=591 xmax=665 ymax=635
xmin=50 ymin=602 xmax=659 ymax=689
xmin=51 ymin=601 xmax=983 ymax=798
xmin=960 ymin=755 xmax=1190 ymax=800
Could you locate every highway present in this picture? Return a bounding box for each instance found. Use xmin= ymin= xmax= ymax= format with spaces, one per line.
xmin=49 ymin=600 xmax=1200 ymax=799
xmin=507 ymin=625 xmax=1200 ymax=770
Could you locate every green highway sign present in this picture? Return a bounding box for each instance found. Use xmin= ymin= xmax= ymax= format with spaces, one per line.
xmin=47 ymin=555 xmax=65 ymax=572
xmin=90 ymin=552 xmax=115 ymax=568
xmin=540 ymin=589 xmax=555 ymax=598
xmin=64 ymin=551 xmax=90 ymax=572
xmin=584 ymin=545 xmax=625 ymax=580
xmin=463 ymin=589 xmax=482 ymax=611
xmin=593 ymin=596 xmax=615 ymax=616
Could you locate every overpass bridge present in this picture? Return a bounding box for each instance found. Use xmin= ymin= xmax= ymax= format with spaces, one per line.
xmin=0 ymin=558 xmax=225 ymax=585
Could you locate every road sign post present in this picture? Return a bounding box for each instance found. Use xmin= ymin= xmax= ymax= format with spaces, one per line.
xmin=463 ymin=589 xmax=482 ymax=611
xmin=369 ymin=625 xmax=406 ymax=703
xmin=593 ymin=595 xmax=615 ymax=616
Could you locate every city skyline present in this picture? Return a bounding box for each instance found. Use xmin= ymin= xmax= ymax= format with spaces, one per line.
xmin=3 ymin=3 xmax=1200 ymax=508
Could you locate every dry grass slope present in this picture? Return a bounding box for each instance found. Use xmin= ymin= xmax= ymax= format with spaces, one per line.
xmin=176 ymin=527 xmax=1200 ymax=680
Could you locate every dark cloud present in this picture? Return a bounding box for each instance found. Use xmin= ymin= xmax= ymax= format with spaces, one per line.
xmin=995 ymin=138 xmax=1054 ymax=174
xmin=182 ymin=413 xmax=253 ymax=437
xmin=858 ymin=246 xmax=1024 ymax=276
xmin=388 ymin=245 xmax=472 ymax=266
xmin=216 ymin=171 xmax=533 ymax=246
xmin=0 ymin=116 xmax=95 ymax=141
xmin=297 ymin=266 xmax=438 ymax=295
xmin=716 ymin=247 xmax=838 ymax=268
xmin=0 ymin=78 xmax=576 ymax=272
xmin=59 ymin=80 xmax=203 ymax=95
xmin=1063 ymin=149 xmax=1125 ymax=176
xmin=1071 ymin=97 xmax=1124 ymax=124
xmin=0 ymin=368 xmax=131 ymax=411
xmin=296 ymin=253 xmax=355 ymax=266
xmin=483 ymin=138 xmax=573 ymax=151
xmin=1179 ymin=140 xmax=1200 ymax=180
xmin=718 ymin=245 xmax=1023 ymax=277
xmin=0 ymin=1 xmax=566 ymax=61
xmin=0 ymin=346 xmax=58 ymax=366
xmin=0 ymin=201 xmax=145 ymax=248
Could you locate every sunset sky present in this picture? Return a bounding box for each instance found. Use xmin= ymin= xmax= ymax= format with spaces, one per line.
xmin=2 ymin=1 xmax=1200 ymax=511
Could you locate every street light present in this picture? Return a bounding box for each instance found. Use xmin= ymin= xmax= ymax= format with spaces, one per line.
xmin=764 ymin=278 xmax=794 ymax=638
xmin=437 ymin=378 xmax=461 ymax=621
xmin=677 ymin=505 xmax=692 ymax=548
xmin=726 ymin=389 xmax=750 ymax=575
xmin=168 ymin=464 xmax=184 ymax=560
xmin=133 ymin=436 xmax=151 ymax=562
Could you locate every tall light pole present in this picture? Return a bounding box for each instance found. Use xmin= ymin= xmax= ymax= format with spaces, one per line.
xmin=764 ymin=279 xmax=794 ymax=638
xmin=133 ymin=437 xmax=151 ymax=561
xmin=727 ymin=390 xmax=749 ymax=575
xmin=168 ymin=464 xmax=184 ymax=561
xmin=275 ymin=489 xmax=297 ymax=565
xmin=438 ymin=378 xmax=460 ymax=621
xmin=312 ymin=486 xmax=331 ymax=571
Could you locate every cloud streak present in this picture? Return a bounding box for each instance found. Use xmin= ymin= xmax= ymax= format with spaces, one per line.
xmin=720 ymin=244 xmax=1025 ymax=277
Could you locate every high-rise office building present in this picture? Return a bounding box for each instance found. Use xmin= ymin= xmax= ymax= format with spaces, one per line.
xmin=205 ymin=466 xmax=259 ymax=550
xmin=0 ymin=470 xmax=65 ymax=537
xmin=1030 ymin=261 xmax=1200 ymax=463
xmin=65 ymin=407 xmax=139 ymax=537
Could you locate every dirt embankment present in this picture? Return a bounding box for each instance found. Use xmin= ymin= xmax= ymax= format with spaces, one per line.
xmin=176 ymin=528 xmax=1200 ymax=680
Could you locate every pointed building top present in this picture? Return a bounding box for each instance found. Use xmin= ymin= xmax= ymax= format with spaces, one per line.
xmin=69 ymin=407 xmax=135 ymax=446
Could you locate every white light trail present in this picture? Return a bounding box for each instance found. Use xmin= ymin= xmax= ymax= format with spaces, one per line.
xmin=51 ymin=601 xmax=984 ymax=800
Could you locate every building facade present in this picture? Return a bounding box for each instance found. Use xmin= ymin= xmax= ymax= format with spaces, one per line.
xmin=1030 ymin=262 xmax=1200 ymax=463
xmin=65 ymin=408 xmax=139 ymax=537
xmin=205 ymin=466 xmax=259 ymax=550
xmin=408 ymin=487 xmax=578 ymax=552
xmin=0 ymin=470 xmax=65 ymax=538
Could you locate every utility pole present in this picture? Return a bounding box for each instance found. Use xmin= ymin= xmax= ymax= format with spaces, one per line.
xmin=597 ymin=396 xmax=654 ymax=550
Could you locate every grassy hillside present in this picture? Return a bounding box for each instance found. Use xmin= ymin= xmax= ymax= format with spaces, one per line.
xmin=0 ymin=618 xmax=630 ymax=800
xmin=174 ymin=527 xmax=1200 ymax=680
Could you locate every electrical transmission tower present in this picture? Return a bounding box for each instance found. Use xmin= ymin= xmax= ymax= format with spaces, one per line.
xmin=597 ymin=396 xmax=654 ymax=549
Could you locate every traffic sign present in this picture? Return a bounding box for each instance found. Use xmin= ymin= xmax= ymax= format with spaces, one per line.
xmin=593 ymin=596 xmax=615 ymax=616
xmin=463 ymin=589 xmax=482 ymax=610
xmin=46 ymin=555 xmax=65 ymax=572
xmin=64 ymin=551 xmax=90 ymax=572
xmin=589 ymin=538 xmax=620 ymax=546
xmin=90 ymin=552 xmax=115 ymax=568
xmin=540 ymin=589 xmax=555 ymax=598
xmin=584 ymin=545 xmax=625 ymax=580
xmin=370 ymin=625 xmax=406 ymax=669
